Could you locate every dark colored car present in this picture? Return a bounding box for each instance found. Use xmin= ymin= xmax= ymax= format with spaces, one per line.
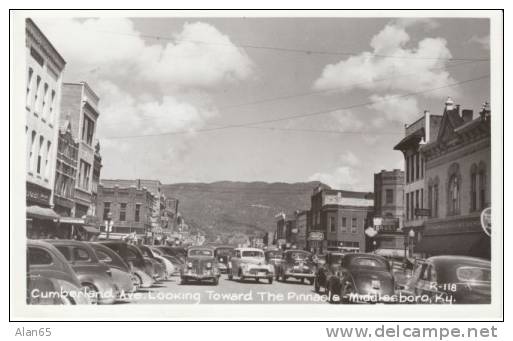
xmin=214 ymin=246 xmax=235 ymax=274
xmin=275 ymin=250 xmax=316 ymax=284
xmin=27 ymin=240 xmax=89 ymax=305
xmin=89 ymin=242 xmax=138 ymax=294
xmin=180 ymin=247 xmax=220 ymax=285
xmin=138 ymin=245 xmax=167 ymax=280
xmin=150 ymin=247 xmax=183 ymax=272
xmin=157 ymin=246 xmax=187 ymax=262
xmin=45 ymin=240 xmax=118 ymax=304
xmin=96 ymin=241 xmax=155 ymax=288
xmin=264 ymin=249 xmax=283 ymax=269
xmin=314 ymin=252 xmax=344 ymax=295
xmin=320 ymin=253 xmax=396 ymax=304
xmin=401 ymin=256 xmax=491 ymax=304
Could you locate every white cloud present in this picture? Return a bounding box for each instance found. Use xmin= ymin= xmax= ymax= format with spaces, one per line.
xmin=339 ymin=151 xmax=360 ymax=167
xmin=308 ymin=166 xmax=359 ymax=190
xmin=35 ymin=18 xmax=254 ymax=89
xmin=368 ymin=94 xmax=420 ymax=124
xmin=313 ymin=24 xmax=455 ymax=97
xmin=469 ymin=35 xmax=490 ymax=50
xmin=330 ymin=110 xmax=365 ymax=131
xmin=393 ymin=18 xmax=440 ymax=30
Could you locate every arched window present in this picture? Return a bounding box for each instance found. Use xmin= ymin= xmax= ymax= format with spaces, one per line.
xmin=478 ymin=162 xmax=487 ymax=210
xmin=447 ymin=163 xmax=461 ymax=216
xmin=26 ymin=67 xmax=33 ymax=105
xmin=29 ymin=131 xmax=37 ymax=172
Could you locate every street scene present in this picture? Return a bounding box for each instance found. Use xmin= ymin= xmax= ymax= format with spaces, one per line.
xmin=22 ymin=14 xmax=493 ymax=307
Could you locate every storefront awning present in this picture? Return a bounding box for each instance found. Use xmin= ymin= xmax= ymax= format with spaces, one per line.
xmin=416 ymin=233 xmax=490 ymax=258
xmin=81 ymin=225 xmax=100 ymax=234
xmin=59 ymin=217 xmax=85 ymax=225
xmin=26 ymin=206 xmax=60 ymax=221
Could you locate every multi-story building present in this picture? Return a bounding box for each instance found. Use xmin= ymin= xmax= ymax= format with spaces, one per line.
xmin=60 ymin=82 xmax=101 ymax=219
xmin=394 ymin=108 xmax=442 ymax=255
xmin=162 ymin=197 xmax=179 ymax=231
xmin=417 ymin=100 xmax=491 ymax=259
xmin=52 ymin=119 xmax=78 ymax=217
xmin=275 ymin=212 xmax=287 ymax=248
xmin=372 ymin=169 xmax=405 ymax=256
xmin=307 ymin=186 xmax=374 ymax=253
xmin=293 ymin=210 xmax=308 ymax=250
xmin=25 ymin=18 xmax=66 ymax=237
xmin=96 ymin=182 xmax=154 ymax=235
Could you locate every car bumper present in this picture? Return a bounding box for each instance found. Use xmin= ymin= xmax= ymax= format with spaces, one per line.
xmin=284 ymin=272 xmax=315 ymax=280
xmin=182 ymin=274 xmax=218 ymax=281
xmin=241 ymin=272 xmax=273 ymax=279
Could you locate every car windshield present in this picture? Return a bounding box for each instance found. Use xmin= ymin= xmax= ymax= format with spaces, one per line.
xmin=242 ymin=251 xmax=264 ymax=258
xmin=289 ymin=252 xmax=311 ymax=261
xmin=216 ymin=248 xmax=233 ymax=256
xmin=188 ymin=249 xmax=213 ymax=257
xmin=456 ymin=266 xmax=491 ymax=283
xmin=349 ymin=257 xmax=388 ymax=269
xmin=267 ymin=251 xmax=282 ymax=259
xmin=328 ymin=254 xmax=343 ymax=264
xmin=140 ymin=247 xmax=153 ymax=258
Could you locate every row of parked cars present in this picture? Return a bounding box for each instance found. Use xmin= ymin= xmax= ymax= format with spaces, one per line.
xmin=26 ymin=239 xmax=188 ymax=305
xmin=181 ymin=245 xmax=491 ymax=304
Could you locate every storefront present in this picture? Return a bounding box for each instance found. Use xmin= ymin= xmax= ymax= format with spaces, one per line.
xmin=26 ymin=182 xmax=60 ymax=238
xmin=306 ymin=231 xmax=324 ymax=254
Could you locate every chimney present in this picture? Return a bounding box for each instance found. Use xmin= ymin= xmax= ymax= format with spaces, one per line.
xmin=424 ymin=110 xmax=430 ymax=143
xmin=462 ymin=109 xmax=473 ymax=123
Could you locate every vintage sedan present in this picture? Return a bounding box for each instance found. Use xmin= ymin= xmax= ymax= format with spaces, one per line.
xmin=228 ymin=248 xmax=274 ymax=284
xmin=180 ymin=247 xmax=220 ymax=285
xmin=324 ymin=253 xmax=396 ymax=304
xmin=138 ymin=245 xmax=167 ymax=281
xmin=313 ymin=252 xmax=344 ymax=295
xmin=46 ymin=240 xmax=118 ymax=304
xmin=150 ymin=247 xmax=182 ymax=275
xmin=27 ymin=240 xmax=89 ymax=305
xmin=95 ymin=241 xmax=155 ymax=289
xmin=264 ymin=249 xmax=283 ymax=269
xmin=275 ymin=250 xmax=316 ymax=284
xmin=400 ymin=255 xmax=491 ymax=304
xmin=89 ymin=242 xmax=138 ymax=294
xmin=214 ymin=246 xmax=235 ymax=273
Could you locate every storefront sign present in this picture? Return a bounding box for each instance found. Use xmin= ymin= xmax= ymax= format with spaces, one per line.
xmin=26 ymin=182 xmax=51 ymax=206
xmin=308 ymin=231 xmax=324 ymax=241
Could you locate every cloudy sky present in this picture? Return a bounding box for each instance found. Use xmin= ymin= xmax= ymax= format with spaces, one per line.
xmin=35 ymin=16 xmax=490 ymax=190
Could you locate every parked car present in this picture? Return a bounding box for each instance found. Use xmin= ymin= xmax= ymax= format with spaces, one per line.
xmin=96 ymin=241 xmax=155 ymax=288
xmin=150 ymin=247 xmax=182 ymax=275
xmin=89 ymin=242 xmax=138 ymax=294
xmin=228 ymin=248 xmax=274 ymax=284
xmin=264 ymin=249 xmax=283 ymax=270
xmin=214 ymin=246 xmax=235 ymax=274
xmin=138 ymin=245 xmax=167 ymax=280
xmin=45 ymin=239 xmax=118 ymax=304
xmin=319 ymin=253 xmax=396 ymax=304
xmin=400 ymin=255 xmax=491 ymax=304
xmin=313 ymin=252 xmax=345 ymax=295
xmin=157 ymin=246 xmax=187 ymax=262
xmin=180 ymin=247 xmax=220 ymax=285
xmin=27 ymin=240 xmax=89 ymax=305
xmin=275 ymin=250 xmax=316 ymax=284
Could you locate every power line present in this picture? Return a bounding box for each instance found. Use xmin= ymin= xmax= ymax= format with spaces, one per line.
xmin=94 ymin=28 xmax=489 ymax=62
xmin=103 ymin=74 xmax=489 ymax=140
xmin=99 ymin=59 xmax=487 ymax=128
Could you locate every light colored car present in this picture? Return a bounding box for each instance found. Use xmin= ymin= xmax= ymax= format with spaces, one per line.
xmin=228 ymin=248 xmax=274 ymax=284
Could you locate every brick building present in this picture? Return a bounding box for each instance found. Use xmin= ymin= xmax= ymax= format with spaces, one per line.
xmin=25 ymin=18 xmax=66 ymax=237
xmin=293 ymin=210 xmax=308 ymax=250
xmin=307 ymin=186 xmax=374 ymax=253
xmin=394 ymin=108 xmax=442 ymax=255
xmin=417 ymin=100 xmax=491 ymax=259
xmin=372 ymin=169 xmax=405 ymax=257
xmin=96 ymin=182 xmax=154 ymax=235
xmin=59 ymin=82 xmax=101 ymax=218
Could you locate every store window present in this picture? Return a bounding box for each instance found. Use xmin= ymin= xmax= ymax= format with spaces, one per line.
xmin=351 ymin=217 xmax=357 ymax=233
xmin=119 ymin=203 xmax=127 ymax=221
xmin=135 ymin=204 xmax=141 ymax=222
xmin=385 ymin=189 xmax=394 ymax=204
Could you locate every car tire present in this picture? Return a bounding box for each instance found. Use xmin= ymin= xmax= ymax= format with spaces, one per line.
xmin=268 ymin=278 xmax=273 ymax=284
xmin=213 ymin=277 xmax=219 ymax=286
xmin=255 ymin=278 xmax=259 ymax=283
xmin=82 ymin=283 xmax=99 ymax=305
xmin=301 ymin=278 xmax=305 ymax=284
xmin=341 ymin=282 xmax=355 ymax=304
xmin=328 ymin=282 xmax=341 ymax=304
xmin=282 ymin=275 xmax=288 ymax=283
xmin=133 ymin=274 xmax=143 ymax=289
xmin=308 ymin=278 xmax=314 ymax=285
xmin=180 ymin=277 xmax=188 ymax=285
xmin=238 ymin=270 xmax=244 ymax=283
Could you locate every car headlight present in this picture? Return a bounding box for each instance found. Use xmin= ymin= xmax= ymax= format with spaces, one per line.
xmin=206 ymin=262 xmax=212 ymax=269
xmin=187 ymin=262 xmax=193 ymax=268
xmin=241 ymin=263 xmax=249 ymax=270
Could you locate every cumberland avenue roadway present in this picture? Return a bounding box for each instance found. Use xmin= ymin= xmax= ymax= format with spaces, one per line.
xmin=115 ymin=274 xmax=328 ymax=305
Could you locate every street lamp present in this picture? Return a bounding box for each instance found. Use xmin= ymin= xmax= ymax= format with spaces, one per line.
xmin=104 ymin=212 xmax=113 ymax=240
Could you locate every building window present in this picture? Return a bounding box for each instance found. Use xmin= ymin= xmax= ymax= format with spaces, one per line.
xmin=385 ymin=189 xmax=394 ymax=204
xmin=329 ymin=216 xmax=336 ymax=233
xmin=34 ymin=75 xmax=42 ymax=114
xmin=410 ymin=192 xmax=414 ymax=220
xmin=49 ymin=90 xmax=56 ymax=121
xmin=428 ymin=185 xmax=433 ymax=216
xmin=44 ymin=141 xmax=51 ymax=179
xmin=28 ymin=131 xmax=36 ymax=171
xmin=26 ymin=67 xmax=33 ymax=106
xmin=119 ymin=203 xmax=127 ymax=221
xmin=78 ymin=160 xmax=91 ymax=190
xmin=433 ymin=184 xmax=439 ymax=218
xmin=420 ymin=188 xmax=423 ymax=210
xmin=449 ymin=175 xmax=460 ymax=215
xmin=479 ymin=165 xmax=487 ymax=210
xmin=81 ymin=115 xmax=95 ymax=146
xmin=415 ymin=190 xmax=419 ymax=219
xmin=135 ymin=204 xmax=141 ymax=222
xmin=415 ymin=153 xmax=420 ymax=180
xmin=470 ymin=165 xmax=478 ymax=212
xmin=36 ymin=136 xmax=44 ymax=174
xmin=341 ymin=217 xmax=347 ymax=232
xmin=42 ymin=83 xmax=49 ymax=118
xmin=103 ymin=202 xmax=111 ymax=220
xmin=351 ymin=217 xmax=357 ymax=233
xmin=406 ymin=192 xmax=409 ymax=220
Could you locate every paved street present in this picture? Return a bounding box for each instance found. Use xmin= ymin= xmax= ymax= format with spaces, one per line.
xmin=117 ymin=274 xmax=327 ymax=305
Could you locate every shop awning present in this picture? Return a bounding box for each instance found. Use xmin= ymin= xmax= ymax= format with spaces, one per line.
xmin=59 ymin=217 xmax=85 ymax=225
xmin=81 ymin=225 xmax=100 ymax=234
xmin=26 ymin=206 xmax=60 ymax=221
xmin=416 ymin=233 xmax=490 ymax=257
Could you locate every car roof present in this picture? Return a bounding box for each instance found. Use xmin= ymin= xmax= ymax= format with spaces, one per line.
xmin=284 ymin=249 xmax=310 ymax=254
xmin=236 ymin=247 xmax=263 ymax=252
xmin=427 ymin=255 xmax=491 ymax=267
xmin=44 ymin=239 xmax=93 ymax=248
